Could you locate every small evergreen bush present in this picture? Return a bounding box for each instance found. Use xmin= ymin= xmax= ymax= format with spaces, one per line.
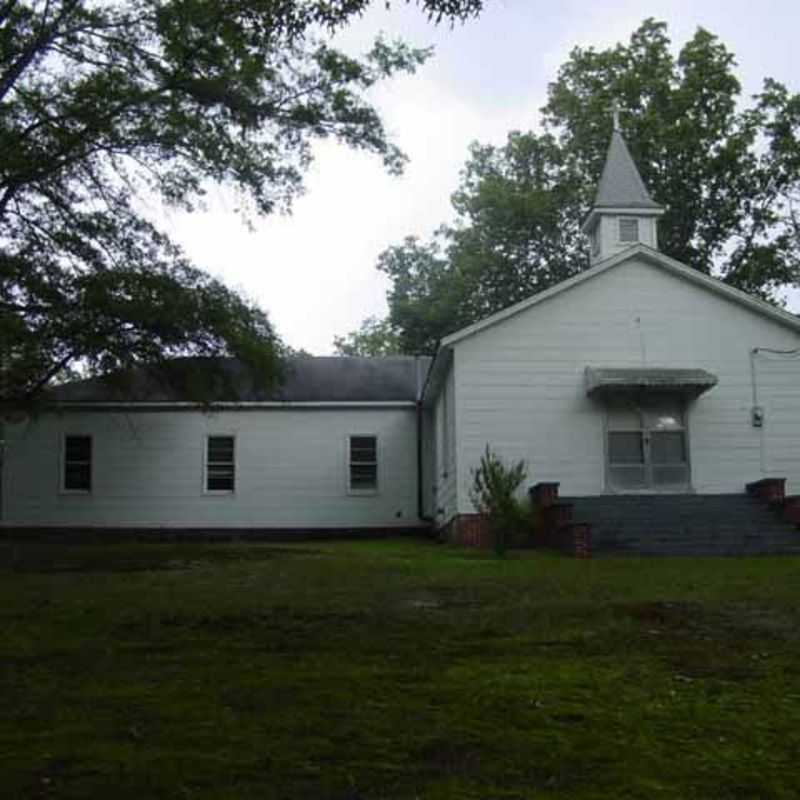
xmin=469 ymin=445 xmax=529 ymax=555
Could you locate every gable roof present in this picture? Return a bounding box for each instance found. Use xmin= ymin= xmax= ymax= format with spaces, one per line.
xmin=50 ymin=356 xmax=431 ymax=406
xmin=422 ymin=244 xmax=800 ymax=404
xmin=594 ymin=130 xmax=662 ymax=210
xmin=439 ymin=244 xmax=800 ymax=349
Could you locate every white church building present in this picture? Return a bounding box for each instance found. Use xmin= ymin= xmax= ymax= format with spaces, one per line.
xmin=3 ymin=128 xmax=800 ymax=549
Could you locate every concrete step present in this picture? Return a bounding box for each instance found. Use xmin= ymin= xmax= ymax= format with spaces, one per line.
xmin=561 ymin=493 xmax=800 ymax=557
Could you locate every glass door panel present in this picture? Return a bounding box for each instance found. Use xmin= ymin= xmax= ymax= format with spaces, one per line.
xmin=606 ymin=396 xmax=689 ymax=491
xmin=608 ymin=431 xmax=647 ymax=489
xmin=650 ymin=430 xmax=686 ymax=463
xmin=650 ymin=430 xmax=689 ymax=487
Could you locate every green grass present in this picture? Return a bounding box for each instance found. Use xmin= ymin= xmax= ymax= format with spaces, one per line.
xmin=1 ymin=538 xmax=800 ymax=799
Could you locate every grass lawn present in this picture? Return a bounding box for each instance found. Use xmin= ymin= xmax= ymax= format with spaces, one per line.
xmin=1 ymin=538 xmax=800 ymax=799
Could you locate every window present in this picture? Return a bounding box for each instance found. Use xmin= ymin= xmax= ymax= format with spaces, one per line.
xmin=206 ymin=435 xmax=235 ymax=492
xmin=618 ymin=217 xmax=639 ymax=243
xmin=349 ymin=435 xmax=378 ymax=492
xmin=63 ymin=435 xmax=92 ymax=492
xmin=606 ymin=398 xmax=689 ymax=491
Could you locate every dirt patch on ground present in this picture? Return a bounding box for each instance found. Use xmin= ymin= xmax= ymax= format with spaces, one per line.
xmin=618 ymin=600 xmax=797 ymax=681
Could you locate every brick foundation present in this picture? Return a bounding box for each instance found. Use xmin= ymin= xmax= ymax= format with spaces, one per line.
xmin=535 ymin=521 xmax=592 ymax=558
xmin=445 ymin=514 xmax=493 ymax=548
xmin=442 ymin=478 xmax=596 ymax=556
xmin=782 ymin=497 xmax=800 ymax=525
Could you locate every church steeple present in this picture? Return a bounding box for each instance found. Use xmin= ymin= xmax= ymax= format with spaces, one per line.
xmin=582 ymin=115 xmax=664 ymax=264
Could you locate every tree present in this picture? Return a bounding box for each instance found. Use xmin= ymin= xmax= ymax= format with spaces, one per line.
xmin=333 ymin=315 xmax=401 ymax=356
xmin=376 ymin=235 xmax=463 ymax=355
xmin=542 ymin=18 xmax=800 ymax=296
xmin=339 ymin=134 xmax=587 ymax=355
xmin=345 ymin=132 xmax=587 ymax=354
xmin=347 ymin=19 xmax=800 ymax=354
xmin=0 ymin=0 xmax=484 ymax=410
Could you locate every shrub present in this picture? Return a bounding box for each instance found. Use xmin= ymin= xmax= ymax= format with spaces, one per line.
xmin=469 ymin=445 xmax=529 ymax=555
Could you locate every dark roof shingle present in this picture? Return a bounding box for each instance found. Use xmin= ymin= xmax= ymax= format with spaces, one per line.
xmin=50 ymin=356 xmax=430 ymax=404
xmin=594 ymin=130 xmax=662 ymax=210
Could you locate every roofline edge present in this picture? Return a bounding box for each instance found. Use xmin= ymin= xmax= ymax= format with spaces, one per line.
xmin=440 ymin=244 xmax=800 ymax=349
xmin=42 ymin=400 xmax=419 ymax=411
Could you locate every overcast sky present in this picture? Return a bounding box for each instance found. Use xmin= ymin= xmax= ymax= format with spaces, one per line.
xmin=158 ymin=0 xmax=800 ymax=354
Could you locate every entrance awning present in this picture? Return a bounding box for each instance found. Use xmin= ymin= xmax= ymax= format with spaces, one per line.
xmin=585 ymin=367 xmax=718 ymax=398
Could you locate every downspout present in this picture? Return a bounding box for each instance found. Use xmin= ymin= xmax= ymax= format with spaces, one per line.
xmin=415 ymin=356 xmax=433 ymax=524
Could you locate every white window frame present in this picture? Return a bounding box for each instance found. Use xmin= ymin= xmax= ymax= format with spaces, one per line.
xmin=61 ymin=433 xmax=93 ymax=494
xmin=347 ymin=433 xmax=379 ymax=495
xmin=204 ymin=434 xmax=236 ymax=495
xmin=618 ymin=216 xmax=640 ymax=244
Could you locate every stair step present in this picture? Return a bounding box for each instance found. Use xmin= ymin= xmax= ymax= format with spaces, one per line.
xmin=561 ymin=493 xmax=800 ymax=557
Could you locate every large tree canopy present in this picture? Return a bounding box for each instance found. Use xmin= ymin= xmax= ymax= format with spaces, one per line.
xmin=341 ymin=19 xmax=800 ymax=356
xmin=333 ymin=315 xmax=401 ymax=357
xmin=374 ymin=133 xmax=586 ymax=355
xmin=0 ymin=0 xmax=483 ymax=409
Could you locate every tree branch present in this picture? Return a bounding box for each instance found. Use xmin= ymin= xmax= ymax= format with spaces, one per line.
xmin=0 ymin=0 xmax=82 ymax=103
xmin=0 ymin=0 xmax=20 ymax=26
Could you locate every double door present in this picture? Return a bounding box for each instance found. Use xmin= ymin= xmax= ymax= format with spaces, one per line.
xmin=606 ymin=396 xmax=689 ymax=491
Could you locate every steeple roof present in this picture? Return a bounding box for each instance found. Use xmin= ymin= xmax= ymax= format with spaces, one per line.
xmin=593 ymin=130 xmax=661 ymax=210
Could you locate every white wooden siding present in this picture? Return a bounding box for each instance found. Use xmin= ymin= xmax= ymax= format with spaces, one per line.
xmin=452 ymin=256 xmax=800 ymax=512
xmin=2 ymin=408 xmax=422 ymax=528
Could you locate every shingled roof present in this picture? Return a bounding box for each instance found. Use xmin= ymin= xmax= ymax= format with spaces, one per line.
xmin=593 ymin=130 xmax=662 ymax=210
xmin=49 ymin=356 xmax=431 ymax=404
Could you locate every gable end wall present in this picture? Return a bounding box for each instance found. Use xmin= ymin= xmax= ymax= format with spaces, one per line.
xmin=453 ymin=257 xmax=800 ymax=512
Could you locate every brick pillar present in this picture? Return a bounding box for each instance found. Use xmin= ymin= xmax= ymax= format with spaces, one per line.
xmin=529 ymin=482 xmax=560 ymax=508
xmin=746 ymin=478 xmax=786 ymax=504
